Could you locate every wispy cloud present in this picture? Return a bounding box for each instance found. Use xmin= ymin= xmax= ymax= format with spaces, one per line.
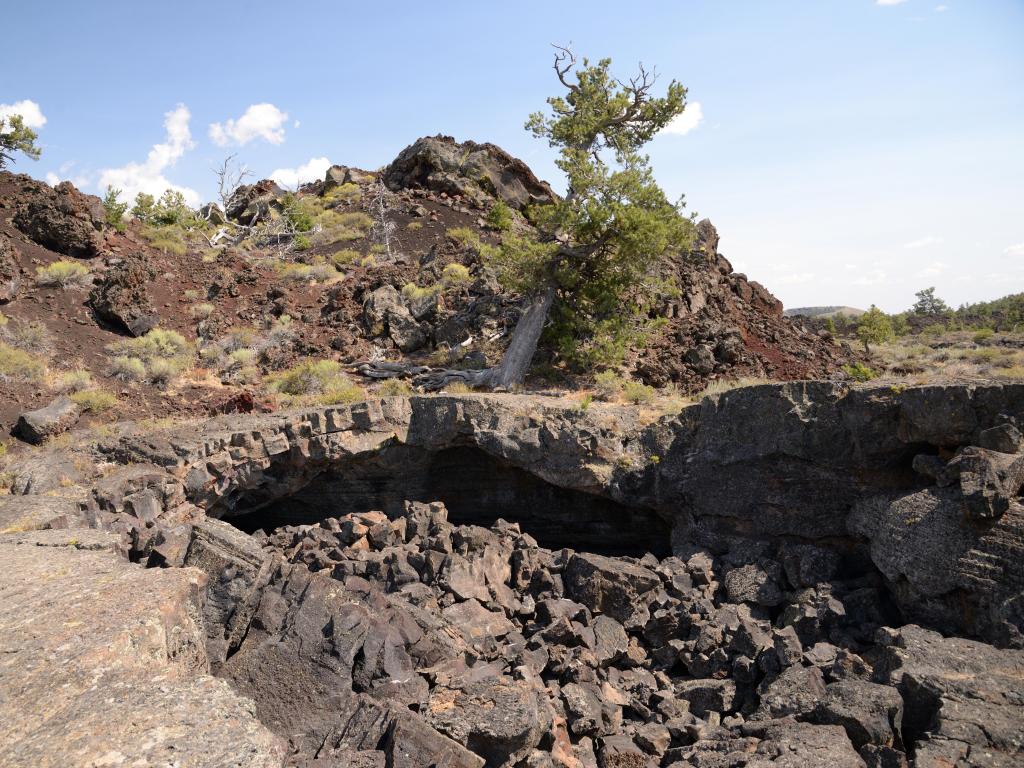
xmin=916 ymin=260 xmax=948 ymax=277
xmin=876 ymin=0 xmax=909 ymax=6
xmin=904 ymin=235 xmax=943 ymax=249
xmin=935 ymin=4 xmax=948 ymax=11
xmin=663 ymin=101 xmax=703 ymax=136
xmin=98 ymin=103 xmax=198 ymax=205
xmin=1004 ymin=243 xmax=1024 ymax=257
xmin=271 ymin=156 xmax=331 ymax=189
xmin=853 ymin=268 xmax=888 ymax=286
xmin=0 ymin=99 xmax=47 ymax=129
xmin=210 ymin=103 xmax=289 ymax=147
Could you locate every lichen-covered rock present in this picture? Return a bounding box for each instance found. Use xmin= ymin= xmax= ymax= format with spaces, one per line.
xmin=88 ymin=257 xmax=159 ymax=335
xmin=0 ymin=531 xmax=284 ymax=767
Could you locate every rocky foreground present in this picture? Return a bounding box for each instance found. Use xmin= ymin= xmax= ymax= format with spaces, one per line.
xmin=0 ymin=381 xmax=1022 ymax=766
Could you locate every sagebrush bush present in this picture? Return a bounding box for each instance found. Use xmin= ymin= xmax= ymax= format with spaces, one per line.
xmin=324 ymin=183 xmax=361 ymax=204
xmin=190 ymin=302 xmax=215 ymax=319
xmin=0 ymin=342 xmax=46 ymax=382
xmin=268 ymin=359 xmax=343 ymax=396
xmin=972 ymin=328 xmax=995 ymax=344
xmin=843 ymin=362 xmax=877 ymax=382
xmin=442 ymin=263 xmax=472 ymax=286
xmin=622 ymin=380 xmax=655 ymax=405
xmin=53 ymin=369 xmax=93 ymax=393
xmin=331 ymin=249 xmax=361 ymax=267
xmin=593 ymin=370 xmax=621 ymax=401
xmin=36 ymin=260 xmax=92 ymax=288
xmin=147 ymin=358 xmax=183 ymax=387
xmin=402 ymin=282 xmax=442 ymax=301
xmin=70 ymin=389 xmax=118 ymax=413
xmin=379 ymin=378 xmax=413 ymax=396
xmin=4 ymin=319 xmax=51 ymax=353
xmin=108 ymin=328 xmax=191 ymax=363
xmin=109 ymin=355 xmax=146 ymax=381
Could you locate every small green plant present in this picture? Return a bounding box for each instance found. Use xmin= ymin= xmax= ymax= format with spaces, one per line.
xmin=593 ymin=370 xmax=621 ymax=401
xmin=843 ymin=362 xmax=878 ymax=382
xmin=406 ymin=221 xmax=423 ymax=231
xmin=147 ymin=358 xmax=183 ymax=387
xmin=70 ymin=389 xmax=118 ymax=413
xmin=447 ymin=227 xmax=481 ymax=248
xmin=369 ymin=243 xmax=388 ymax=255
xmin=972 ymin=328 xmax=995 ymax=344
xmin=402 ymin=282 xmax=442 ymax=301
xmin=379 ymin=378 xmax=413 ymax=396
xmin=444 ymin=381 xmax=472 ymax=394
xmin=35 ymin=260 xmax=92 ymax=288
xmin=331 ymin=249 xmax=361 ymax=267
xmin=622 ymin=380 xmax=655 ymax=405
xmin=268 ymin=359 xmax=343 ymax=396
xmin=324 ymin=182 xmax=361 ymax=204
xmin=484 ymin=200 xmax=514 ymax=231
xmin=920 ymin=323 xmax=946 ymax=337
xmin=293 ymin=233 xmax=312 ymax=251
xmin=0 ymin=342 xmax=46 ymax=382
xmin=576 ymin=393 xmax=593 ymax=411
xmin=189 ymin=302 xmax=215 ymax=319
xmin=4 ymin=319 xmax=51 ymax=353
xmin=109 ymin=355 xmax=146 ymax=381
xmin=442 ymin=263 xmax=472 ymax=286
xmin=103 ymin=186 xmax=129 ymax=232
xmin=53 ymin=369 xmax=93 ymax=393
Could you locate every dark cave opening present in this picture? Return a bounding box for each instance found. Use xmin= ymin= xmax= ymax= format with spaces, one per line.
xmin=224 ymin=445 xmax=672 ymax=557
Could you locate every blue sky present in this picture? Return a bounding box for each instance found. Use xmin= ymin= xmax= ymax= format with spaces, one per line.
xmin=2 ymin=0 xmax=1022 ymax=312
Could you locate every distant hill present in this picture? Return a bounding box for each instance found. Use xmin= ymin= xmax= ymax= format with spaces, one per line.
xmin=783 ymin=306 xmax=865 ymax=319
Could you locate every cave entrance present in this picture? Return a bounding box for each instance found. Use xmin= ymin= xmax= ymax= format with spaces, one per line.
xmin=224 ymin=445 xmax=671 ymax=557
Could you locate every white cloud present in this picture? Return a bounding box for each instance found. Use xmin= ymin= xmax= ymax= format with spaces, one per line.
xmin=270 ymin=156 xmax=332 ymax=189
xmin=209 ymin=103 xmax=289 ymax=147
xmin=904 ymin=235 xmax=943 ymax=249
xmin=916 ymin=260 xmax=948 ymax=277
xmin=97 ymin=103 xmax=199 ymax=205
xmin=0 ymin=99 xmax=47 ymax=129
xmin=853 ymin=268 xmax=888 ymax=286
xmin=45 ymin=172 xmax=60 ymax=186
xmin=663 ymin=101 xmax=703 ymax=136
xmin=935 ymin=4 xmax=948 ymax=11
xmin=876 ymin=0 xmax=909 ymax=5
xmin=1004 ymin=242 xmax=1024 ymax=257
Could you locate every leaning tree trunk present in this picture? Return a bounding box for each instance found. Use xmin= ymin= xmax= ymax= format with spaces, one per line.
xmin=353 ymin=287 xmax=556 ymax=391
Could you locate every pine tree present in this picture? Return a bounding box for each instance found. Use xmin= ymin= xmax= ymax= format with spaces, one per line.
xmin=0 ymin=114 xmax=41 ymax=169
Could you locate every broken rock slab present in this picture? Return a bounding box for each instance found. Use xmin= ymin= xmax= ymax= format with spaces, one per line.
xmin=0 ymin=531 xmax=284 ymax=768
xmin=15 ymin=396 xmax=80 ymax=443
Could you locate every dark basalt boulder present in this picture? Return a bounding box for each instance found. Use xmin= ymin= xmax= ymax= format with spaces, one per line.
xmin=16 ymin=396 xmax=81 ymax=444
xmin=11 ymin=177 xmax=105 ymax=258
xmin=88 ymin=257 xmax=159 ymax=335
xmin=383 ymin=135 xmax=556 ymax=211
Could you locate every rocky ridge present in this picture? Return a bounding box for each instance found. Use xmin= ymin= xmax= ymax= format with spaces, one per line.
xmin=1 ymin=381 xmax=1021 ymax=766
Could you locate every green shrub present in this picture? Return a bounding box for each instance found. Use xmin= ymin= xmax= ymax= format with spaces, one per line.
xmin=109 ymin=355 xmax=146 ymax=381
xmin=843 ymin=362 xmax=878 ymax=381
xmin=268 ymin=359 xmax=343 ymax=396
xmin=406 ymin=221 xmax=423 ymax=231
xmin=103 ymin=186 xmax=128 ymax=232
xmin=147 ymin=358 xmax=183 ymax=387
xmin=0 ymin=342 xmax=46 ymax=382
xmin=54 ymin=369 xmax=93 ymax=393
xmin=369 ymin=243 xmax=388 ymax=255
xmin=331 ymin=249 xmax=361 ymax=267
xmin=325 ymin=183 xmax=361 ymax=203
xmin=142 ymin=226 xmax=188 ymax=255
xmin=70 ymin=388 xmax=118 ymax=413
xmin=336 ymin=211 xmax=372 ymax=231
xmin=316 ymin=380 xmax=365 ymax=405
xmin=920 ymin=323 xmax=946 ymax=337
xmin=447 ymin=227 xmax=480 ymax=248
xmin=442 ymin=263 xmax=472 ymax=286
xmin=973 ymin=327 xmax=995 ymax=344
xmin=282 ymin=193 xmax=317 ymax=232
xmin=293 ymin=234 xmax=312 ymax=251
xmin=5 ymin=319 xmax=51 ymax=352
xmin=622 ymin=380 xmax=655 ymax=405
xmin=108 ymin=328 xmax=191 ymax=363
xmin=485 ymin=200 xmax=514 ymax=231
xmin=378 ymin=378 xmax=413 ymax=396
xmin=277 ymin=261 xmax=334 ymax=283
xmin=402 ymin=282 xmax=442 ymax=301
xmin=189 ymin=302 xmax=215 ymax=319
xmin=594 ymin=370 xmax=621 ymax=401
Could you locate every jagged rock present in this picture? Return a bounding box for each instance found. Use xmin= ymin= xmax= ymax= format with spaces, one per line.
xmin=384 ymin=135 xmax=555 ymax=211
xmin=426 ymin=677 xmax=552 ymax=767
xmin=564 ymin=553 xmax=660 ymax=627
xmin=810 ymin=680 xmax=903 ymax=750
xmin=957 ymin=445 xmax=1024 ymax=520
xmin=724 ymin=563 xmax=783 ymax=606
xmin=12 ymin=178 xmax=105 ymax=257
xmin=978 ymin=422 xmax=1024 ymax=454
xmin=0 ymin=233 xmax=19 ymax=302
xmin=88 ymin=257 xmax=159 ymax=335
xmin=877 ymin=624 xmax=1024 ymax=767
xmin=15 ymin=396 xmax=81 ymax=444
xmin=363 ymin=284 xmax=427 ymax=352
xmin=226 ymin=179 xmax=285 ymax=225
xmin=755 ymin=664 xmax=826 ymax=719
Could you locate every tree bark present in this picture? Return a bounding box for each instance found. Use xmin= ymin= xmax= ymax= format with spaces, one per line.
xmin=353 ymin=286 xmax=556 ymax=391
